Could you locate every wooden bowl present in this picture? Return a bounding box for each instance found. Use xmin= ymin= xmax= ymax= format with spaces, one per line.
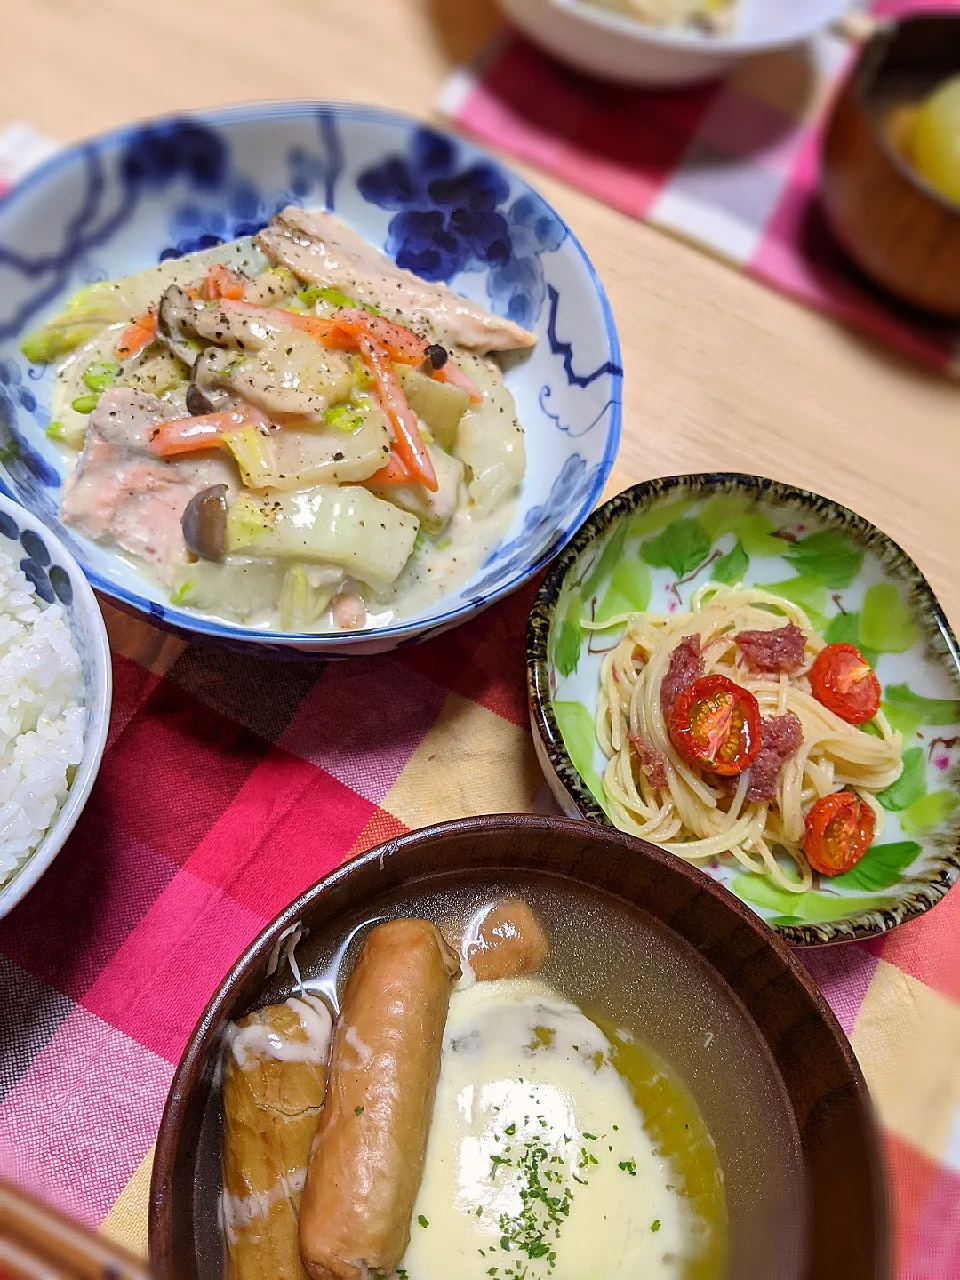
xmin=821 ymin=13 xmax=960 ymax=320
xmin=148 ymin=815 xmax=890 ymax=1279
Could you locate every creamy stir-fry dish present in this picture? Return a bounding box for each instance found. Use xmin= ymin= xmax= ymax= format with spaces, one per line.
xmin=219 ymin=900 xmax=725 ymax=1279
xmin=22 ymin=209 xmax=533 ymax=632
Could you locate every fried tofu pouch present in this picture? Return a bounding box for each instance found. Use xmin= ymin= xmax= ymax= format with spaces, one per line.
xmin=466 ymin=898 xmax=549 ymax=982
xmin=298 ymin=919 xmax=460 ymax=1280
xmin=221 ymin=996 xmax=333 ymax=1280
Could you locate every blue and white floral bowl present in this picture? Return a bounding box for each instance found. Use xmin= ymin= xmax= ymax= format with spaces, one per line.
xmin=0 ymin=103 xmax=621 ymax=656
xmin=0 ymin=492 xmax=111 ymax=919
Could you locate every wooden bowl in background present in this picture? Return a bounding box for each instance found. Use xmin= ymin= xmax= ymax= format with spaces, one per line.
xmin=821 ymin=13 xmax=960 ymax=320
xmin=148 ymin=814 xmax=890 ymax=1279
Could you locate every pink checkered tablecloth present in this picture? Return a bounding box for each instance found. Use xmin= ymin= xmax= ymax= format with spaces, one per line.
xmin=438 ymin=0 xmax=960 ymax=376
xmin=0 ymin=103 xmax=958 ymax=1276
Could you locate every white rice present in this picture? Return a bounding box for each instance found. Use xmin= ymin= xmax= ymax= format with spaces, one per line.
xmin=0 ymin=545 xmax=85 ymax=886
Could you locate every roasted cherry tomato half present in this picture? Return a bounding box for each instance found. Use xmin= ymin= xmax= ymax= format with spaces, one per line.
xmin=809 ymin=643 xmax=881 ymax=725
xmin=668 ymin=674 xmax=762 ymax=777
xmin=803 ymin=791 xmax=876 ymax=876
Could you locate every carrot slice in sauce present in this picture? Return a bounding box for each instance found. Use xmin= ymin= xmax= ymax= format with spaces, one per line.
xmin=356 ymin=334 xmax=437 ymax=492
xmin=115 ymin=312 xmax=157 ymax=359
xmin=148 ymin=404 xmax=270 ymax=457
xmin=199 ymin=264 xmax=246 ymax=301
xmin=366 ymin=450 xmax=415 ymax=486
xmin=222 ymin=300 xmax=482 ymax=399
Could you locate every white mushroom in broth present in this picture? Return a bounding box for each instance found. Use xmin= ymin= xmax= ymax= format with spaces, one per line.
xmin=26 ymin=210 xmax=533 ymax=633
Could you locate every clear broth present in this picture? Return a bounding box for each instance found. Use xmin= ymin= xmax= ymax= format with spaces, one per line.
xmin=195 ymin=870 xmax=806 ymax=1278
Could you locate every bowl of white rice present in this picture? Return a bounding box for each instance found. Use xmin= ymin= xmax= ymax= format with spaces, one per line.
xmin=0 ymin=491 xmax=111 ymax=918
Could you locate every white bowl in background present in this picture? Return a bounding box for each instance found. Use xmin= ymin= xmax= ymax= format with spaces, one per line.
xmin=499 ymin=0 xmax=854 ymax=86
xmin=0 ymin=492 xmax=112 ymax=919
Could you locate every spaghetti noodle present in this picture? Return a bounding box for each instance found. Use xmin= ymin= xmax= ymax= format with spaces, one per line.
xmin=592 ymin=584 xmax=903 ymax=892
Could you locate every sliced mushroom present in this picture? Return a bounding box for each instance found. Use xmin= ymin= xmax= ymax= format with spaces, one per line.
xmin=420 ymin=343 xmax=448 ymax=372
xmin=194 ymin=334 xmax=353 ymax=418
xmin=191 ymin=301 xmax=283 ymax=351
xmin=157 ymin=285 xmax=205 ymax=368
xmin=185 ymin=381 xmax=233 ymax=417
xmin=181 ymin=484 xmax=228 ymax=561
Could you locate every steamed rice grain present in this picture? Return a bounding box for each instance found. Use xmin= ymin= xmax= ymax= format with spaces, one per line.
xmin=0 ymin=546 xmax=85 ymax=886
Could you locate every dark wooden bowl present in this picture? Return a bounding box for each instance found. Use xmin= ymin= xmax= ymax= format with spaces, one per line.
xmin=821 ymin=13 xmax=960 ymax=319
xmin=148 ymin=815 xmax=889 ymax=1279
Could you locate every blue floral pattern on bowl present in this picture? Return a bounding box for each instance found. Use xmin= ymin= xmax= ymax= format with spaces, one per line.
xmin=0 ymin=104 xmax=621 ymax=655
xmin=357 ymin=128 xmax=566 ymax=329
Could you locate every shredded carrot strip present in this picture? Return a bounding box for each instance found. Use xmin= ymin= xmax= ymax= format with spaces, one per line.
xmin=115 ymin=312 xmax=157 ymax=359
xmin=438 ymin=359 xmax=483 ymax=403
xmin=366 ymin=450 xmax=414 ymax=486
xmin=199 ymin=264 xmax=246 ymax=301
xmin=148 ymin=404 xmax=269 ymax=458
xmin=357 ymin=334 xmax=437 ymax=492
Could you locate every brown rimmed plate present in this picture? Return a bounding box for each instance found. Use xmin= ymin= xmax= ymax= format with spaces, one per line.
xmin=526 ymin=473 xmax=960 ymax=946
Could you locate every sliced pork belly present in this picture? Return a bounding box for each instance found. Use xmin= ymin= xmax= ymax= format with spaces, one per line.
xmin=255 ymin=207 xmax=535 ymax=353
xmin=61 ymin=387 xmax=234 ymax=585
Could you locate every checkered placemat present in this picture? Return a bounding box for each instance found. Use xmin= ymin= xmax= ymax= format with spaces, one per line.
xmin=438 ymin=0 xmax=960 ymax=376
xmin=0 ymin=120 xmax=957 ymax=1276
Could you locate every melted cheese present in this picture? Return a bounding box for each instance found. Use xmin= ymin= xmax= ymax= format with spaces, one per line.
xmin=227 ymin=995 xmax=333 ymax=1068
xmin=400 ymin=978 xmax=696 ymax=1279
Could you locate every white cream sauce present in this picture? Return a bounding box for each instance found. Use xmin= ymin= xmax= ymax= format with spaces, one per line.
xmin=227 ymin=994 xmax=333 ymax=1069
xmin=49 ymin=240 xmax=522 ymax=633
xmin=368 ymin=496 xmax=514 ymax=623
xmin=400 ymin=978 xmax=694 ymax=1280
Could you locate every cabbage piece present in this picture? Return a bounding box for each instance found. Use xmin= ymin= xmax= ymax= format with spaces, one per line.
xmin=196 ymin=332 xmax=354 ymax=418
xmin=225 ymin=485 xmax=419 ymax=589
xmin=46 ymin=417 xmax=87 ymax=449
xmin=21 ymin=283 xmax=133 ymax=364
xmin=279 ymin=564 xmax=343 ymax=630
xmin=117 ymin=349 xmax=188 ymax=397
xmin=369 ymin=443 xmax=464 ymax=532
xmin=398 ymin=367 xmax=470 ymax=450
xmin=222 ymin=426 xmax=277 ymax=490
xmin=243 ymin=266 xmax=298 ymax=306
xmin=20 ymin=238 xmax=266 ymax=364
xmin=216 ymin=405 xmax=391 ymax=492
xmin=270 ymin=406 xmax=390 ymax=490
xmin=453 ymin=354 xmax=525 ymax=516
xmin=170 ymin=557 xmax=282 ymax=620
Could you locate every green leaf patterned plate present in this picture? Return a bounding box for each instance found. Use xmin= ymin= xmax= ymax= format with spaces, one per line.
xmin=527 ymin=474 xmax=960 ymax=945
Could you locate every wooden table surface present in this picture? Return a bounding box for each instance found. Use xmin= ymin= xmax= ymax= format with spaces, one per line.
xmin=3 ymin=0 xmax=958 ymax=626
